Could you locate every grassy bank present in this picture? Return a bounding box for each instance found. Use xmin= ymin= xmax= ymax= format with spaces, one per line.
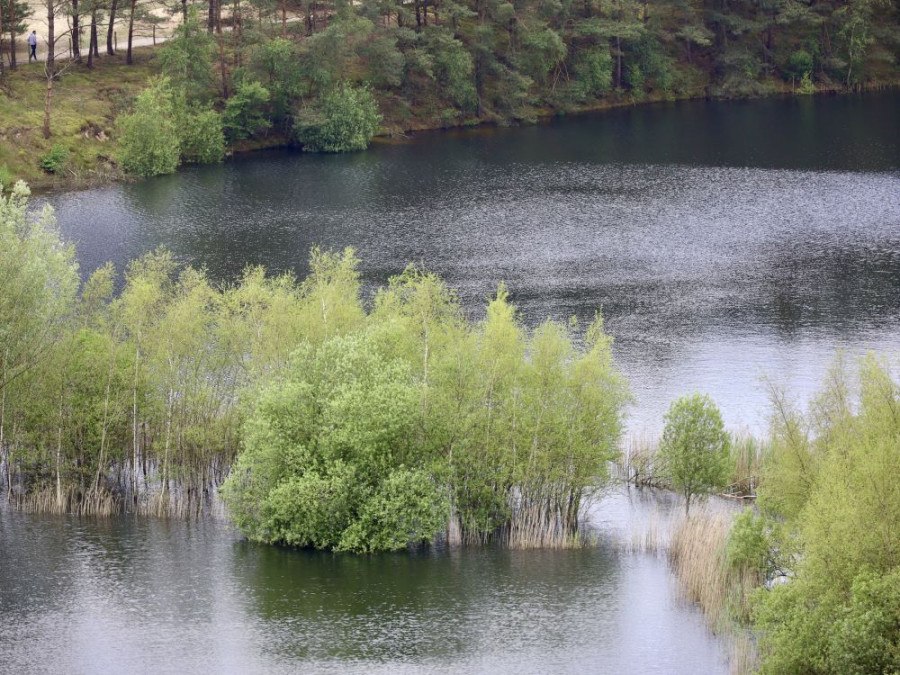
xmin=0 ymin=49 xmax=164 ymax=189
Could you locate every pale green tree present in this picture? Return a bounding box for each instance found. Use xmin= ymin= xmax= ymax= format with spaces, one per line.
xmin=659 ymin=393 xmax=730 ymax=515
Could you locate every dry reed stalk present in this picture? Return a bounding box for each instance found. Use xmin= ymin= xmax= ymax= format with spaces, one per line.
xmin=669 ymin=509 xmax=733 ymax=629
xmin=668 ymin=508 xmax=761 ymax=674
xmin=726 ymin=434 xmax=768 ymax=497
xmin=618 ymin=435 xmax=667 ymax=488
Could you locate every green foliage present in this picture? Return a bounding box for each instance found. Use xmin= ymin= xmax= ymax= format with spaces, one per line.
xmin=339 ymin=468 xmax=449 ymax=552
xmin=39 ymin=145 xmax=70 ymax=174
xmin=118 ymin=79 xmax=224 ymax=174
xmin=796 ymin=72 xmax=816 ymax=95
xmin=223 ymin=80 xmax=272 ymax=142
xmin=753 ymin=356 xmax=900 ymax=673
xmin=517 ymin=26 xmax=566 ymax=87
xmin=0 ymin=181 xmax=79 ymax=397
xmin=117 ymin=82 xmax=181 ymax=177
xmin=176 ymin=106 xmax=226 ymax=165
xmin=658 ymin=393 xmax=730 ymax=514
xmin=358 ymin=35 xmax=406 ymax=89
xmin=294 ymin=83 xmax=382 ymax=153
xmin=2 ymin=187 xmax=628 ymax=535
xmin=425 ymin=28 xmax=478 ymax=111
xmin=222 ymin=257 xmax=629 ymax=552
xmin=157 ymin=8 xmax=216 ymax=99
xmin=249 ymin=38 xmax=305 ymax=124
xmin=571 ymin=46 xmax=613 ymax=100
xmin=726 ymin=510 xmax=770 ymax=575
xmin=785 ymin=49 xmax=814 ymax=80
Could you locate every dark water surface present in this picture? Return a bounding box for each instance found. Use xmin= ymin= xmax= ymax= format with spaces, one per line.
xmin=0 ymin=490 xmax=726 ymax=674
xmin=11 ymin=93 xmax=898 ymax=673
xmin=47 ymin=92 xmax=900 ymax=435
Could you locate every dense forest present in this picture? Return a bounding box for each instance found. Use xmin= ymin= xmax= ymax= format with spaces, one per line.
xmin=1 ymin=0 xmax=899 ymax=180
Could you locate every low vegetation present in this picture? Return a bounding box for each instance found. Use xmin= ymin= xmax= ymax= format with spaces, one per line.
xmin=649 ymin=356 xmax=900 ymax=675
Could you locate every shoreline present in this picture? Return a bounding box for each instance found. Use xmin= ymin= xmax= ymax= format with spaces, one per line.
xmin=16 ymin=71 xmax=899 ymax=197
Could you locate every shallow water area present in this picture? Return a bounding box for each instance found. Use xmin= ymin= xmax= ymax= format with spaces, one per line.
xmin=0 ymin=489 xmax=726 ymax=674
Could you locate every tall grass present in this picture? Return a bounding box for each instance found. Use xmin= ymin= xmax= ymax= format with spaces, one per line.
xmin=668 ymin=508 xmax=761 ymax=674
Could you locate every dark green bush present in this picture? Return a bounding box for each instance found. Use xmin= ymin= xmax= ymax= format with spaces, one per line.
xmin=294 ymin=83 xmax=382 ymax=153
xmin=40 ymin=145 xmax=70 ymax=174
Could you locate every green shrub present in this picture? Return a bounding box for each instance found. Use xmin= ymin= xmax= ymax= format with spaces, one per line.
xmin=223 ymin=80 xmax=272 ymax=142
xmin=572 ymin=46 xmax=614 ymax=100
xmin=785 ymin=49 xmax=814 ymax=80
xmin=0 ymin=165 xmax=13 ymax=189
xmin=294 ymin=83 xmax=382 ymax=153
xmin=118 ymin=83 xmax=180 ymax=177
xmin=177 ymin=106 xmax=225 ymax=164
xmin=40 ymin=145 xmax=70 ymax=174
xmin=796 ymin=72 xmax=816 ymax=94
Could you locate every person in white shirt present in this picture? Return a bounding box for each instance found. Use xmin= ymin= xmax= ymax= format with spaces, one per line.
xmin=28 ymin=31 xmax=37 ymax=62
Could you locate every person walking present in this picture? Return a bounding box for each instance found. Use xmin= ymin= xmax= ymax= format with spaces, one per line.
xmin=28 ymin=31 xmax=38 ymax=62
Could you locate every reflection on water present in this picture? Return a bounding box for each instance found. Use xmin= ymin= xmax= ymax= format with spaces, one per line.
xmin=0 ymin=489 xmax=727 ymax=674
xmin=45 ymin=93 xmax=900 ymax=436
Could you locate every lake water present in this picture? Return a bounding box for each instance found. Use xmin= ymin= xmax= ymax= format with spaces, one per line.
xmin=0 ymin=489 xmax=728 ymax=674
xmin=8 ymin=92 xmax=898 ymax=672
xmin=46 ymin=92 xmax=900 ymax=436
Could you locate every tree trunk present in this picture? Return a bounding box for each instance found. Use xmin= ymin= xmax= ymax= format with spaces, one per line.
xmin=43 ymin=70 xmax=53 ymax=138
xmin=132 ymin=345 xmax=140 ymax=505
xmin=181 ymin=0 xmax=187 ymax=23
xmin=616 ymin=35 xmax=622 ymax=89
xmin=208 ymin=0 xmax=215 ymax=32
xmin=280 ymin=0 xmax=286 ymax=37
xmin=216 ymin=15 xmax=227 ymax=98
xmin=46 ymin=0 xmax=55 ymax=73
xmin=55 ymin=396 xmax=64 ymax=512
xmin=87 ymin=10 xmax=97 ymax=66
xmin=107 ymin=0 xmax=117 ymax=55
xmin=8 ymin=0 xmax=17 ymax=70
xmin=0 ymin=0 xmax=5 ymax=77
xmin=126 ymin=0 xmax=136 ymax=64
xmin=71 ymin=0 xmax=81 ymax=61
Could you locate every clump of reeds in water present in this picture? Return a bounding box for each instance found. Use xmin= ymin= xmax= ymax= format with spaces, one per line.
xmin=620 ymin=506 xmax=666 ymax=555
xmin=136 ymin=482 xmax=225 ymax=519
xmin=725 ymin=434 xmax=769 ymax=498
xmin=506 ymin=503 xmax=585 ymax=549
xmin=617 ymin=435 xmax=668 ymax=488
xmin=19 ymin=486 xmax=120 ymax=517
xmin=668 ymin=508 xmax=760 ymax=674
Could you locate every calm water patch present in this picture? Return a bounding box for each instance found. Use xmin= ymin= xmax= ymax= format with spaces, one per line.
xmin=46 ymin=93 xmax=900 ymax=436
xmin=0 ymin=489 xmax=726 ymax=674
